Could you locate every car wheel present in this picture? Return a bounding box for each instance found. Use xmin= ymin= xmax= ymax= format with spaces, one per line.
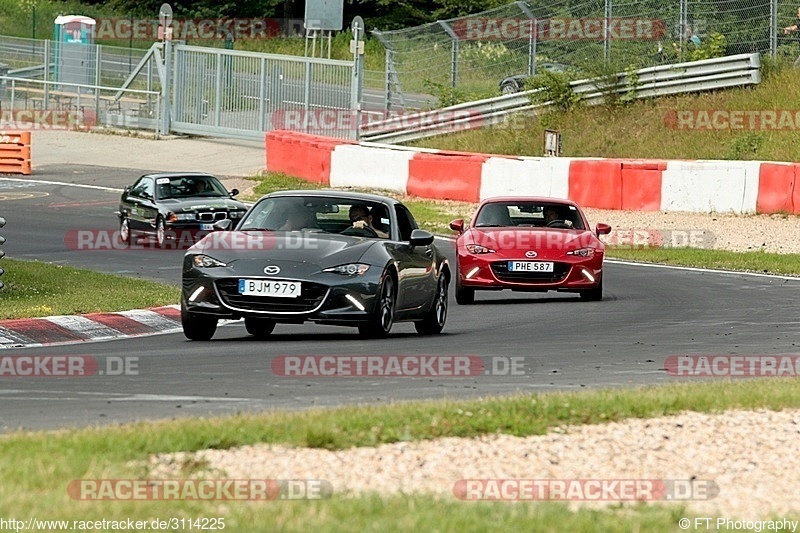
xmin=501 ymin=83 xmax=518 ymax=95
xmin=155 ymin=217 xmax=166 ymax=248
xmin=181 ymin=299 xmax=218 ymax=340
xmin=580 ymin=278 xmax=603 ymax=301
xmin=244 ymin=317 xmax=276 ymax=339
xmin=119 ymin=216 xmax=131 ymax=245
xmin=415 ymin=274 xmax=448 ymax=335
xmin=455 ymin=275 xmax=475 ymax=305
xmin=358 ymin=274 xmax=395 ymax=338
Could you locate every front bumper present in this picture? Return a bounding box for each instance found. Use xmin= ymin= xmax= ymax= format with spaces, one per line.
xmin=182 ymin=272 xmax=384 ymax=324
xmin=458 ymin=254 xmax=603 ymax=291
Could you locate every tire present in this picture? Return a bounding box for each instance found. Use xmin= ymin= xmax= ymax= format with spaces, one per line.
xmin=181 ymin=300 xmax=218 ymax=341
xmin=244 ymin=317 xmax=276 ymax=338
xmin=501 ymin=82 xmax=519 ymax=95
xmin=455 ymin=274 xmax=475 ymax=305
xmin=580 ymin=278 xmax=603 ymax=301
xmin=119 ymin=216 xmax=131 ymax=245
xmin=358 ymin=274 xmax=396 ymax=338
xmin=415 ymin=274 xmax=448 ymax=335
xmin=155 ymin=217 xmax=166 ymax=248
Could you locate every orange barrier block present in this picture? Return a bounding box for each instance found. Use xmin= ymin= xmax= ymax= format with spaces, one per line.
xmin=0 ymin=131 xmax=31 ymax=175
xmin=407 ymin=152 xmax=486 ymax=202
xmin=568 ymin=159 xmax=622 ymax=209
xmin=265 ymin=131 xmax=354 ymax=186
xmin=620 ymin=160 xmax=665 ymax=211
xmin=757 ymin=163 xmax=799 ymax=214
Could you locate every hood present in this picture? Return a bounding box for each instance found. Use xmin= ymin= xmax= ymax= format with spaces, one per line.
xmin=188 ymin=230 xmax=378 ymax=272
xmin=161 ymin=197 xmax=247 ymax=211
xmin=465 ymin=227 xmax=602 ymax=259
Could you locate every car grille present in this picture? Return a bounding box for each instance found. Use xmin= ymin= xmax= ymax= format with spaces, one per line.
xmin=197 ymin=211 xmax=230 ymax=221
xmin=214 ymin=279 xmax=328 ymax=313
xmin=491 ymin=261 xmax=571 ymax=283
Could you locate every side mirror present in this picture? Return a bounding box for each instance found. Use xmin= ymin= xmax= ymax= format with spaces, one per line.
xmin=596 ymin=223 xmax=611 ymax=236
xmin=214 ymin=219 xmax=232 ymax=231
xmin=409 ymin=229 xmax=434 ymax=247
xmin=230 ymin=188 xmax=239 ymax=197
xmin=449 ymin=219 xmax=464 ymax=233
xmin=123 ymin=185 xmax=131 ymax=194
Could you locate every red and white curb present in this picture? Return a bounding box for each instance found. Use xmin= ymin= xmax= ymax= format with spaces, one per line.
xmin=0 ymin=305 xmax=182 ymax=349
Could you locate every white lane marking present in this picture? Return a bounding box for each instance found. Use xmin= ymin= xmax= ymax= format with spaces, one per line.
xmin=0 ymin=177 xmax=121 ymax=193
xmin=43 ymin=315 xmax=124 ymax=340
xmin=605 ymin=259 xmax=800 ymax=281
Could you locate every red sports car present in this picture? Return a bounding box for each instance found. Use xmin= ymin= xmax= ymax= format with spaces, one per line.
xmin=449 ymin=197 xmax=611 ymax=304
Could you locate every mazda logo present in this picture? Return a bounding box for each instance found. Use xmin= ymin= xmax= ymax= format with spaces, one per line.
xmin=525 ymin=250 xmax=538 ymax=258
xmin=263 ymin=265 xmax=281 ymax=275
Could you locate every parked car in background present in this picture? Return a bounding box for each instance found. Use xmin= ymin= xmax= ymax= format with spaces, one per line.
xmin=181 ymin=190 xmax=450 ymax=340
xmin=450 ymin=197 xmax=611 ymax=304
xmin=117 ymin=172 xmax=248 ymax=248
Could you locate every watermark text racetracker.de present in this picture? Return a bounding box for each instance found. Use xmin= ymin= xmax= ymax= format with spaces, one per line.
xmin=453 ymin=478 xmax=719 ymax=501
xmin=664 ymin=109 xmax=800 ymax=131
xmin=68 ymin=479 xmax=333 ymax=500
xmin=64 ymin=229 xmax=322 ymax=251
xmin=271 ymin=355 xmax=528 ymax=377
xmin=0 ymin=109 xmax=95 ymax=130
xmin=0 ymin=356 xmax=138 ymax=377
xmin=666 ymin=355 xmax=800 ymax=377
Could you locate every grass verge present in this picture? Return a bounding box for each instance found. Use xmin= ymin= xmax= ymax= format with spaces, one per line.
xmin=3 ymin=379 xmax=799 ymax=529
xmin=606 ymin=248 xmax=800 ymax=276
xmin=0 ymin=379 xmax=800 ymax=531
xmin=0 ymin=258 xmax=179 ymax=319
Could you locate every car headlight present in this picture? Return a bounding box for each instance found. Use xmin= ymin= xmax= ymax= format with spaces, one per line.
xmin=192 ymin=254 xmax=227 ymax=268
xmin=175 ymin=213 xmax=196 ymax=221
xmin=229 ymin=211 xmax=245 ymax=219
xmin=466 ymin=243 xmax=495 ymax=254
xmin=323 ymin=263 xmax=370 ymax=276
xmin=567 ymin=248 xmax=595 ymax=257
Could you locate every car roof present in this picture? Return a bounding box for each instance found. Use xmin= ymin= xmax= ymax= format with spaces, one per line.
xmin=140 ymin=172 xmax=219 ymax=179
xmin=263 ymin=189 xmax=402 ymax=205
xmin=478 ymin=196 xmax=582 ymax=209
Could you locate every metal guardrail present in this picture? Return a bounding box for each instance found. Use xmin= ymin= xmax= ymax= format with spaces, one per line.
xmin=360 ymin=53 xmax=761 ymax=144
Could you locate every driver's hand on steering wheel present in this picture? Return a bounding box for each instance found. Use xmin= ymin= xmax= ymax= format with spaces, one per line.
xmin=353 ymin=220 xmax=368 ymax=229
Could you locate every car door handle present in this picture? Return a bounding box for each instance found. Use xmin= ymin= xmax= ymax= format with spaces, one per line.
xmin=425 ymin=247 xmax=433 ymax=257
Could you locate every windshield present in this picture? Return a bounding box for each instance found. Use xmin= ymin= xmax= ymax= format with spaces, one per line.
xmin=474 ymin=202 xmax=585 ymax=230
xmin=238 ymin=196 xmax=393 ymax=239
xmin=155 ymin=176 xmax=228 ymax=200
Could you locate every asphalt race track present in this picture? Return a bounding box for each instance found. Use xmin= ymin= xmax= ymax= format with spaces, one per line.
xmin=2 ymin=169 xmax=799 ymax=432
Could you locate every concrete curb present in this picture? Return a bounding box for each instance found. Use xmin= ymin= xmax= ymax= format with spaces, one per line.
xmin=0 ymin=305 xmax=182 ymax=349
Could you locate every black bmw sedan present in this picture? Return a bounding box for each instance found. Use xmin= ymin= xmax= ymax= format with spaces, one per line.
xmin=181 ymin=190 xmax=450 ymax=340
xmin=117 ymin=172 xmax=249 ymax=248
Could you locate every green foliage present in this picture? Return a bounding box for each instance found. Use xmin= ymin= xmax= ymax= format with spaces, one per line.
xmin=422 ymin=79 xmax=494 ymax=108
xmin=687 ymin=32 xmax=727 ymax=62
xmin=527 ymin=69 xmax=582 ymax=113
xmin=725 ymin=132 xmax=765 ymax=160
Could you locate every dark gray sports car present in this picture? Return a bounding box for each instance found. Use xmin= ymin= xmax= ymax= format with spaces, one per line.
xmin=117 ymin=172 xmax=248 ymax=248
xmin=181 ymin=190 xmax=450 ymax=340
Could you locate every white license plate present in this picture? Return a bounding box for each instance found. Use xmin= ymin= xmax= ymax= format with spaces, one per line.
xmin=508 ymin=261 xmax=554 ymax=272
xmin=238 ymin=279 xmax=301 ymax=298
xmin=200 ymin=223 xmax=214 ymax=230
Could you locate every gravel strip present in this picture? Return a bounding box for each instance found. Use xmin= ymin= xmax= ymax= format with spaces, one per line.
xmin=149 ymin=408 xmax=800 ymax=518
xmin=584 ymin=208 xmax=800 ymax=255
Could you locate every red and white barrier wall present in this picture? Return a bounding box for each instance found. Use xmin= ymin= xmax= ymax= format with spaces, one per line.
xmin=265 ymin=131 xmax=800 ymax=214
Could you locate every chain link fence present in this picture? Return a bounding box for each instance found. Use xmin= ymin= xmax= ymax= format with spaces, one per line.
xmin=373 ymin=0 xmax=788 ymax=108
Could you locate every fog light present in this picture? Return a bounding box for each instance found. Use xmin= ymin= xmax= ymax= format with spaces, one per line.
xmin=345 ymin=294 xmax=365 ymax=311
xmin=189 ymin=286 xmax=204 ymax=302
xmin=581 ymin=269 xmax=596 ymax=283
xmin=466 ymin=266 xmax=480 ymax=279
